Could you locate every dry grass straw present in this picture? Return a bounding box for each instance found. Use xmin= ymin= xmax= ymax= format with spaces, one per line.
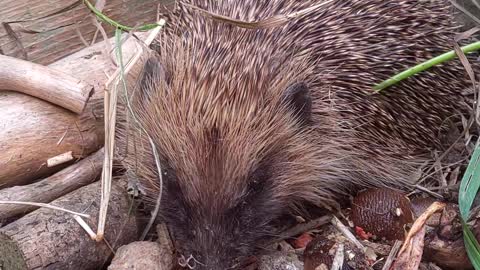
xmin=95 ymin=20 xmax=166 ymax=242
xmin=0 ymin=201 xmax=90 ymax=218
xmin=183 ymin=0 xmax=333 ymax=29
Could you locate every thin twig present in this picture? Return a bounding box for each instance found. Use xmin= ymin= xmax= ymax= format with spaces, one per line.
xmin=83 ymin=0 xmax=159 ymax=31
xmin=474 ymin=0 xmax=480 ymax=11
xmin=277 ymin=215 xmax=331 ymax=242
xmin=331 ymin=216 xmax=365 ymax=251
xmin=381 ymin=240 xmax=402 ymax=270
xmin=91 ymin=17 xmax=116 ymax=67
xmin=2 ymin=22 xmax=27 ymax=59
xmin=0 ymin=201 xmax=90 ymax=218
xmin=74 ymin=22 xmax=90 ymax=47
xmin=330 ymin=243 xmax=344 ymax=270
xmin=413 ymin=185 xmax=444 ymax=199
xmin=74 ymin=215 xmax=97 ymax=239
xmin=184 ymin=0 xmax=333 ymax=29
xmin=96 ymin=20 xmax=166 ymax=242
xmin=140 ymin=136 xmax=164 ymax=240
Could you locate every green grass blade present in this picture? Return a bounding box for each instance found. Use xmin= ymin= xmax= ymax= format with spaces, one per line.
xmin=374 ymin=41 xmax=480 ymax=91
xmin=459 ymin=143 xmax=480 ymax=269
xmin=463 ymin=221 xmax=480 ymax=270
xmin=459 ymin=143 xmax=480 ymax=220
xmin=84 ymin=0 xmax=159 ymax=31
xmin=114 ymin=29 xmax=140 ymax=123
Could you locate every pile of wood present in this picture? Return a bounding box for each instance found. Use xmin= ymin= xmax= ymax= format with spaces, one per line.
xmin=0 ymin=1 xmax=165 ymax=269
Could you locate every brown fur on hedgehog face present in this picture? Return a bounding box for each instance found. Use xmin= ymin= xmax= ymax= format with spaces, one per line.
xmin=125 ymin=55 xmax=345 ymax=269
xmin=160 ymin=153 xmax=283 ymax=268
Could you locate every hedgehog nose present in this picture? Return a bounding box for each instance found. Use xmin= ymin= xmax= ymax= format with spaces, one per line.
xmin=202 ymin=258 xmax=228 ymax=270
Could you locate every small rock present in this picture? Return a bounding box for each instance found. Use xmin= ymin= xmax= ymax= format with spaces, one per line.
xmin=303 ymin=236 xmax=356 ymax=270
xmin=108 ymin=241 xmax=173 ymax=270
xmin=258 ymin=251 xmax=303 ymax=270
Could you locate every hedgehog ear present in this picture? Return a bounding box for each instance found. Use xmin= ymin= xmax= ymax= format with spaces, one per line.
xmin=136 ymin=56 xmax=170 ymax=102
xmin=282 ymin=82 xmax=312 ymax=125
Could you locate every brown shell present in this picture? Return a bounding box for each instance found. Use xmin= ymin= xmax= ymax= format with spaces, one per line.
xmin=351 ymin=188 xmax=414 ymax=240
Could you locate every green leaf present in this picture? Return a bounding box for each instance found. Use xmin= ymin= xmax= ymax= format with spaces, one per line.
xmin=459 ymin=143 xmax=480 ymax=269
xmin=463 ymin=221 xmax=480 ymax=269
xmin=459 ymin=143 xmax=480 ymax=220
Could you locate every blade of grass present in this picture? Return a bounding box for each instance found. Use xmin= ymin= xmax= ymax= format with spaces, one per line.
xmin=113 ymin=22 xmax=166 ymax=240
xmin=459 ymin=143 xmax=480 ymax=220
xmin=463 ymin=221 xmax=480 ymax=270
xmin=95 ymin=30 xmax=121 ymax=241
xmin=459 ymin=143 xmax=480 ymax=269
xmin=96 ymin=21 xmax=165 ymax=241
xmin=374 ymin=41 xmax=480 ymax=91
xmin=83 ymin=0 xmax=159 ymax=31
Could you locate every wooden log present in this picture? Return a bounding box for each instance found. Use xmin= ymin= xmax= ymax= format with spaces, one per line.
xmin=0 ymin=92 xmax=103 ymax=187
xmin=0 ymin=148 xmax=103 ymax=221
xmin=0 ymin=0 xmax=166 ymax=65
xmin=0 ymin=55 xmax=93 ymax=114
xmin=0 ymin=32 xmax=148 ymax=187
xmin=48 ymin=31 xmax=150 ymax=96
xmin=0 ymin=180 xmax=137 ymax=270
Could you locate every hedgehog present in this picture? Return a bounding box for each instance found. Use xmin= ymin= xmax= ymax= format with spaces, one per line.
xmin=117 ymin=0 xmax=476 ymax=269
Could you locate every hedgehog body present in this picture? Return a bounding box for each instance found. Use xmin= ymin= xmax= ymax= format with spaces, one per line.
xmin=119 ymin=1 xmax=475 ymax=268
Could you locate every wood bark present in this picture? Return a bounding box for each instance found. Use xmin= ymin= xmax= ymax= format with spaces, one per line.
xmin=0 ymin=148 xmax=103 ymax=221
xmin=0 ymin=32 xmax=147 ymax=187
xmin=0 ymin=180 xmax=137 ymax=270
xmin=0 ymin=0 xmax=165 ymax=65
xmin=0 ymin=54 xmax=93 ymax=114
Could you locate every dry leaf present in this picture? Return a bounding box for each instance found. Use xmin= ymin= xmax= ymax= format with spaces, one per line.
xmin=391 ymin=202 xmax=446 ymax=270
xmin=390 ymin=226 xmax=425 ymax=270
xmin=183 ymin=0 xmax=333 ymax=29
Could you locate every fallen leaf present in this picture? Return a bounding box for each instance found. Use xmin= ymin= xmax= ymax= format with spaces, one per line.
xmin=293 ymin=233 xmax=313 ymax=249
xmin=355 ymin=226 xmax=373 ymax=240
xmin=391 ymin=202 xmax=446 ymax=270
xmin=390 ymin=226 xmax=425 ymax=270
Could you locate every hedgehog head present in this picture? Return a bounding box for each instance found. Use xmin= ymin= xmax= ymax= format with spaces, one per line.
xmin=120 ymin=49 xmax=346 ymax=268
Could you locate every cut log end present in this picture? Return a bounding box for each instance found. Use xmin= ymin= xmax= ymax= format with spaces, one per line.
xmin=0 ymin=181 xmax=137 ymax=270
xmin=0 ymin=233 xmax=28 ymax=270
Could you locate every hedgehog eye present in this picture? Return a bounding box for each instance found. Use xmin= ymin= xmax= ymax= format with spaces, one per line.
xmin=282 ymin=82 xmax=312 ymax=125
xmin=246 ymin=164 xmax=271 ymax=196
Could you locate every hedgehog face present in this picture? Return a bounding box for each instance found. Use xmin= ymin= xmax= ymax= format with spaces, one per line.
xmin=159 ymin=159 xmax=285 ymax=269
xmin=124 ymin=57 xmax=337 ymax=269
xmin=151 ymin=88 xmax=311 ymax=268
